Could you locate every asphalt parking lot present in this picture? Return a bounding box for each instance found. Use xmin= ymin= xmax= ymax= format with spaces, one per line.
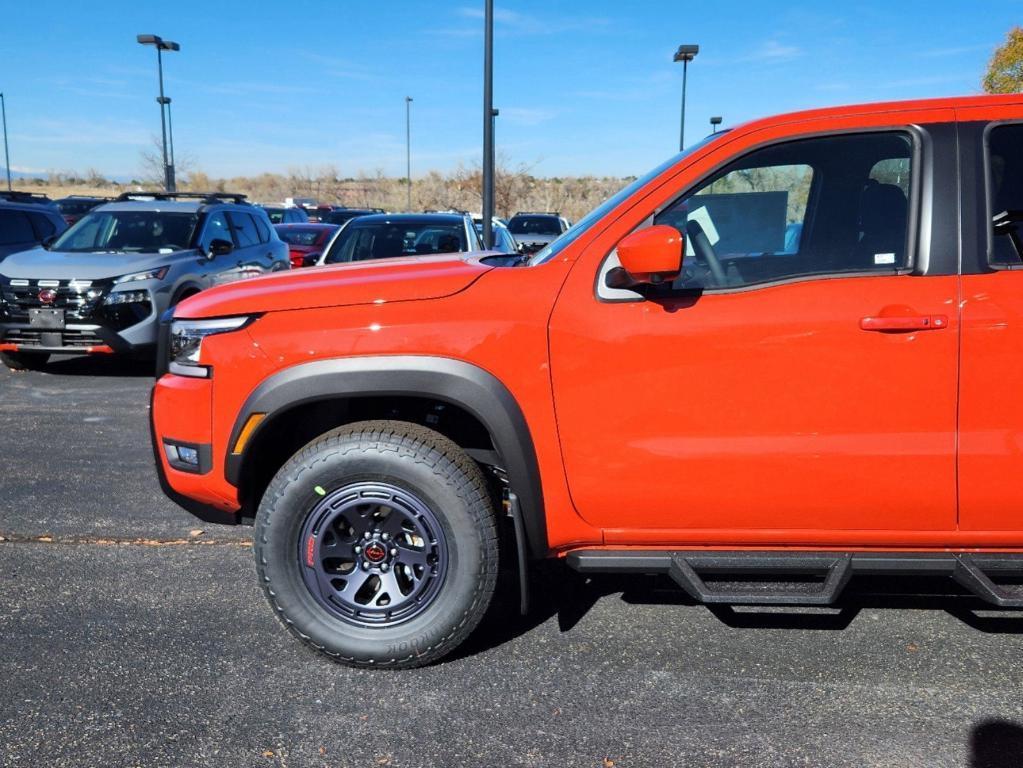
xmin=3 ymin=359 xmax=1023 ymax=767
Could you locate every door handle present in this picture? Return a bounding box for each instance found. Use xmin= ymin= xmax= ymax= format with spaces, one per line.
xmin=860 ymin=314 xmax=948 ymax=332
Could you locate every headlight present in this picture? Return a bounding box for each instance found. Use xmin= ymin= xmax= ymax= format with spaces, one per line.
xmin=168 ymin=316 xmax=252 ymax=378
xmin=114 ymin=267 xmax=169 ymax=284
xmin=104 ymin=290 xmax=150 ymax=305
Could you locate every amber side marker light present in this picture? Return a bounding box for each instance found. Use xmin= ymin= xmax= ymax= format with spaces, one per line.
xmin=232 ymin=413 xmax=266 ymax=455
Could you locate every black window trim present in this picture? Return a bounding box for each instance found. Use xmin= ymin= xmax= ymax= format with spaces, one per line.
xmin=593 ymin=125 xmax=927 ymax=303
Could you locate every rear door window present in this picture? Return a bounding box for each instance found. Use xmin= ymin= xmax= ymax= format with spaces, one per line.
xmin=228 ymin=212 xmax=260 ymax=248
xmin=253 ymin=214 xmax=271 ymax=243
xmin=988 ymin=123 xmax=1023 ymax=265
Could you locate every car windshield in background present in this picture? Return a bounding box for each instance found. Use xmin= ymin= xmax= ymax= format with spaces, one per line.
xmin=277 ymin=227 xmax=325 ymax=246
xmin=51 ymin=210 xmax=199 ymax=253
xmin=324 ymin=218 xmax=466 ymax=263
xmin=507 ymin=216 xmax=561 ymax=235
xmin=261 ymin=207 xmax=286 ymax=223
xmin=56 ymin=200 xmax=100 ymax=216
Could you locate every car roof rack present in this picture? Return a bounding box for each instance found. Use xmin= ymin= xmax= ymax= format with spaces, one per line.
xmin=514 ymin=210 xmax=561 ymax=216
xmin=114 ymin=191 xmax=249 ymax=205
xmin=0 ymin=190 xmax=54 ymax=205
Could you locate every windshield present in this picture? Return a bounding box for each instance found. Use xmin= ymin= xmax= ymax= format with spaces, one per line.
xmin=507 ymin=215 xmax=561 ymax=235
xmin=261 ymin=207 xmax=286 ymax=223
xmin=529 ymin=135 xmax=722 ymax=266
xmin=324 ymin=218 xmax=468 ymax=263
xmin=276 ymin=226 xmax=332 ymax=246
xmin=57 ymin=200 xmax=99 ymax=215
xmin=52 ymin=210 xmax=199 ymax=254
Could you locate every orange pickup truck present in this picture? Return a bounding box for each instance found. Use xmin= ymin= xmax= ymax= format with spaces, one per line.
xmin=153 ymin=94 xmax=1023 ymax=667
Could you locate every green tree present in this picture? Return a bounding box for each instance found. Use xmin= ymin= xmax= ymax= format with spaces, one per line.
xmin=984 ymin=26 xmax=1023 ymax=94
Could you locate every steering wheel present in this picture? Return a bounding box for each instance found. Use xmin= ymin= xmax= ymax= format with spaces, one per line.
xmin=685 ymin=220 xmax=727 ymax=287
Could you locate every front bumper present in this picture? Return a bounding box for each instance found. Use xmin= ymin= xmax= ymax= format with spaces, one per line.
xmin=150 ymin=375 xmax=241 ymax=525
xmin=0 ymin=277 xmax=162 ymax=355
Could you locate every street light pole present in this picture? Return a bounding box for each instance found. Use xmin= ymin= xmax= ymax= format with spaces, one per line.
xmin=673 ymin=44 xmax=699 ymax=151
xmin=481 ymin=0 xmax=495 ymax=249
xmin=0 ymin=92 xmax=11 ymax=191
xmin=137 ymin=34 xmax=180 ymax=192
xmin=405 ymin=96 xmax=413 ymax=212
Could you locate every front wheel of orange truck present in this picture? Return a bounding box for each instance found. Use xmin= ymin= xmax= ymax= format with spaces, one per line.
xmin=254 ymin=420 xmax=500 ymax=669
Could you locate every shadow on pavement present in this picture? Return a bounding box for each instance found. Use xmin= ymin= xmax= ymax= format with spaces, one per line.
xmin=35 ymin=354 xmax=155 ymax=378
xmin=970 ymin=719 xmax=1023 ymax=768
xmin=449 ymin=563 xmax=1023 ymax=663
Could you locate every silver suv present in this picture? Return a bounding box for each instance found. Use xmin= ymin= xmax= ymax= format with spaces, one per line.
xmin=0 ymin=192 xmax=289 ymax=370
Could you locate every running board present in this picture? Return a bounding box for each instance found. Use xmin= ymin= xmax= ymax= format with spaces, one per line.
xmin=565 ymin=550 xmax=1023 ymax=608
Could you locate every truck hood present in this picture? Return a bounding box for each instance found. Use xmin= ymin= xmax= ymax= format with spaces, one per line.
xmin=176 ymin=253 xmax=494 ymax=318
xmin=0 ymin=246 xmax=183 ymax=281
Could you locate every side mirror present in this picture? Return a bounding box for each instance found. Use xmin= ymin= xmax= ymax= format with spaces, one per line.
xmin=41 ymin=235 xmax=58 ymax=250
xmin=206 ymin=238 xmax=233 ymax=258
xmin=611 ymin=224 xmax=684 ymax=288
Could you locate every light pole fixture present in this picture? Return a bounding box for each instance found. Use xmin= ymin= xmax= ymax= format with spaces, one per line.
xmin=0 ymin=92 xmax=11 ymax=191
xmin=710 ymin=115 xmax=722 ymax=133
xmin=405 ymin=96 xmax=413 ymax=212
xmin=673 ymin=43 xmax=699 ymax=151
xmin=481 ymin=0 xmax=495 ymax=249
xmin=137 ymin=33 xmax=180 ymax=192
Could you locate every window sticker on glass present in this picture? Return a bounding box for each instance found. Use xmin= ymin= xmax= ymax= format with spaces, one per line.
xmin=874 ymin=252 xmax=896 ymax=265
xmin=685 ymin=205 xmax=720 ymax=256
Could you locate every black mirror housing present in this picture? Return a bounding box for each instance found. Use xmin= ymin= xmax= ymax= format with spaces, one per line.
xmin=207 ymin=238 xmax=233 ymax=258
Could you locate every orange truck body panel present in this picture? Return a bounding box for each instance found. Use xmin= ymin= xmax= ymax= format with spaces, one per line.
xmin=153 ymin=94 xmax=1023 ymax=555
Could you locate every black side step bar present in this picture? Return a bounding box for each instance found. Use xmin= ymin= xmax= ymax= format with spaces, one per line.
xmin=566 ymin=550 xmax=1023 ymax=608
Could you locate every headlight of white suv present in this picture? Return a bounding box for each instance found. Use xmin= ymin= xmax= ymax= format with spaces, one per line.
xmin=168 ymin=316 xmax=252 ymax=378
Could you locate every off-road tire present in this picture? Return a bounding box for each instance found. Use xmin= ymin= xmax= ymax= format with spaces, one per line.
xmin=254 ymin=420 xmax=500 ymax=669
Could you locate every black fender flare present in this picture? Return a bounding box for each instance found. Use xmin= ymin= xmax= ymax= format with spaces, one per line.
xmin=225 ymin=355 xmax=549 ymax=557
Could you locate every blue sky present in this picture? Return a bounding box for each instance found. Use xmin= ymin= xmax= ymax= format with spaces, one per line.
xmin=0 ymin=0 xmax=1018 ymax=179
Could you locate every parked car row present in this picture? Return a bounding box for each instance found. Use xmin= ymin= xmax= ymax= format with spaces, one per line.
xmin=0 ymin=190 xmax=544 ymax=369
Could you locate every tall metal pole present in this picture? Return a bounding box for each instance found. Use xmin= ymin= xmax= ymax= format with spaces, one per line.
xmin=0 ymin=93 xmax=11 ymax=191
xmin=481 ymin=0 xmax=495 ymax=249
xmin=153 ymin=46 xmax=173 ymax=192
xmin=405 ymin=96 xmax=413 ymax=212
xmin=674 ymin=44 xmax=698 ymax=152
xmin=679 ymin=59 xmax=688 ymax=151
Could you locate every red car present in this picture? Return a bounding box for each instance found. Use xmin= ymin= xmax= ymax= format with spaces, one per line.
xmin=273 ymin=223 xmax=340 ymax=268
xmin=153 ymin=94 xmax=1023 ymax=668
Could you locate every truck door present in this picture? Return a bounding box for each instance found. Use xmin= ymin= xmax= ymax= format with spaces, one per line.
xmin=957 ymin=103 xmax=1023 ymax=538
xmin=549 ymin=118 xmax=961 ymax=543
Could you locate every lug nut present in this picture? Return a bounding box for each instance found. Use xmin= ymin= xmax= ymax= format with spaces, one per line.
xmin=354 ymin=545 xmax=362 ymax=554
xmin=363 ymin=531 xmax=372 ymax=540
xmin=389 ymin=548 xmax=398 ymax=556
xmin=361 ymin=562 xmax=370 ymax=571
xmin=381 ymin=533 xmax=391 ymax=541
xmin=380 ymin=563 xmax=390 ymax=572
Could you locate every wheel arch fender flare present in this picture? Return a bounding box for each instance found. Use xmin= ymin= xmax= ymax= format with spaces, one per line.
xmin=225 ymin=355 xmax=549 ymax=556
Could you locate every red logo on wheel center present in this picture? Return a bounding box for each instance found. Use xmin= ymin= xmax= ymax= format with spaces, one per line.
xmin=364 ymin=542 xmax=386 ymax=563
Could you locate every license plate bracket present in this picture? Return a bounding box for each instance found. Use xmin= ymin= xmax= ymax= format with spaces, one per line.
xmin=29 ymin=308 xmax=65 ymax=329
